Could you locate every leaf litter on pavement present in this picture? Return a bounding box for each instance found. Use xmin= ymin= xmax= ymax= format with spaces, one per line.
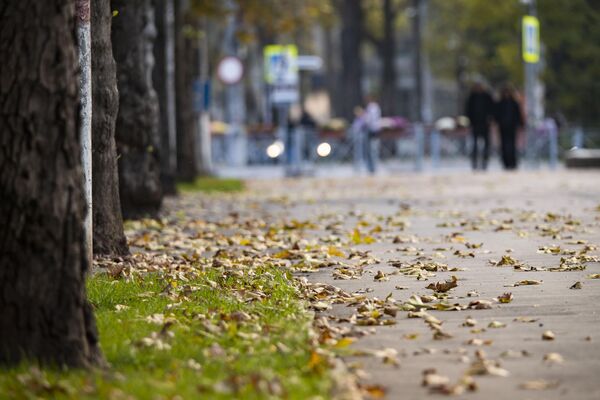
xmin=63 ymin=177 xmax=600 ymax=399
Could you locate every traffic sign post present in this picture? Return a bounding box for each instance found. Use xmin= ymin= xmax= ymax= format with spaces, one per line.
xmin=522 ymin=10 xmax=543 ymax=164
xmin=522 ymin=16 xmax=540 ymax=64
xmin=264 ymin=45 xmax=300 ymax=105
xmin=264 ymin=45 xmax=300 ymax=175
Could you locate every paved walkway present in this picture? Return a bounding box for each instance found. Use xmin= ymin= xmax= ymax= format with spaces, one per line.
xmin=244 ymin=170 xmax=600 ymax=399
xmin=167 ymin=169 xmax=600 ymax=399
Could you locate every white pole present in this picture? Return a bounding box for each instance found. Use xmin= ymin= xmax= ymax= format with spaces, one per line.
xmin=165 ymin=0 xmax=178 ymax=175
xmin=76 ymin=0 xmax=93 ymax=265
xmin=199 ymin=17 xmax=213 ymax=174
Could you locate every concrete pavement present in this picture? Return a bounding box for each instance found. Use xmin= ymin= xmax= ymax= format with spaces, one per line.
xmin=246 ymin=170 xmax=600 ymax=399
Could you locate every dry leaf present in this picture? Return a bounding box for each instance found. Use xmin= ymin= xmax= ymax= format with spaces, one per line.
xmin=543 ymin=352 xmax=564 ymax=364
xmin=361 ymin=384 xmax=386 ymax=398
xmin=468 ymin=300 xmax=492 ymax=310
xmin=426 ymin=276 xmax=458 ymax=293
xmin=374 ymin=270 xmax=389 ymax=282
xmin=508 ymin=280 xmax=542 ymax=287
xmin=496 ymin=292 xmax=513 ymax=303
xmin=570 ymin=281 xmax=582 ymax=289
xmin=519 ymin=380 xmax=559 ymax=390
xmin=488 ymin=321 xmax=506 ymax=328
xmin=542 ymin=330 xmax=555 ymax=341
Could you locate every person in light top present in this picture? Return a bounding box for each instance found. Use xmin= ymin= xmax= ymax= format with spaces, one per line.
xmin=363 ymin=95 xmax=381 ymax=173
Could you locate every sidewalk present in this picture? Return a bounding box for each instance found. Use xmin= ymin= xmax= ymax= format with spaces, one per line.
xmin=242 ymin=170 xmax=600 ymax=399
xmin=214 ymin=159 xmax=566 ymax=180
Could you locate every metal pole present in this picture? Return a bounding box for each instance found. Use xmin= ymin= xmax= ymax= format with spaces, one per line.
xmin=414 ymin=123 xmax=425 ymax=171
xmin=278 ymin=104 xmax=289 ymax=165
xmin=198 ymin=17 xmax=212 ymax=173
xmin=165 ymin=0 xmax=177 ymax=176
xmin=523 ymin=0 xmax=540 ymax=164
xmin=412 ymin=0 xmax=423 ymax=123
xmin=223 ymin=3 xmax=246 ymax=167
xmin=76 ymin=0 xmax=92 ymax=265
xmin=431 ymin=129 xmax=441 ymax=169
xmin=548 ymin=122 xmax=558 ymax=169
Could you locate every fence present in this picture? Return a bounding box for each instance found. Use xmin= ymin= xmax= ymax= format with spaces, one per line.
xmin=210 ymin=121 xmax=599 ymax=170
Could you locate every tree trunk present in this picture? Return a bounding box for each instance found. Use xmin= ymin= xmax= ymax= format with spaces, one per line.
xmin=112 ymin=0 xmax=163 ymax=218
xmin=0 ymin=0 xmax=102 ymax=367
xmin=153 ymin=0 xmax=178 ymax=194
xmin=175 ymin=2 xmax=199 ymax=181
xmin=412 ymin=0 xmax=424 ymax=121
xmin=338 ymin=0 xmax=364 ymax=121
xmin=380 ymin=0 xmax=397 ymax=116
xmin=91 ymin=0 xmax=129 ymax=255
xmin=324 ymin=25 xmax=343 ymax=118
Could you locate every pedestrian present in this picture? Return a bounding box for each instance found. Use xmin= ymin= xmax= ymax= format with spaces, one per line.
xmin=363 ymin=95 xmax=381 ymax=174
xmin=494 ymin=85 xmax=524 ymax=170
xmin=465 ymin=82 xmax=494 ymax=170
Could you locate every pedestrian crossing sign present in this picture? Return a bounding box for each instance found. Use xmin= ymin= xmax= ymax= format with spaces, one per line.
xmin=522 ymin=16 xmax=540 ymax=63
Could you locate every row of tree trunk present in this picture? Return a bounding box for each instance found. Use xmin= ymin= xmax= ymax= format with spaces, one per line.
xmin=0 ymin=0 xmax=206 ymax=367
xmin=336 ymin=0 xmax=402 ymax=119
xmin=92 ymin=0 xmax=203 ymax=252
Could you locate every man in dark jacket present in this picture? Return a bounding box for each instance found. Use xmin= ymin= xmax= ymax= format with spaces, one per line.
xmin=495 ymin=85 xmax=524 ymax=170
xmin=465 ymin=82 xmax=494 ymax=170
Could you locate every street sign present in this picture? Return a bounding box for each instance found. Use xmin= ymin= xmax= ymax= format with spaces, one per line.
xmin=264 ymin=45 xmax=299 ymax=104
xmin=217 ymin=56 xmax=244 ymax=85
xmin=264 ymin=44 xmax=298 ymax=84
xmin=297 ymin=55 xmax=323 ymax=71
xmin=522 ymin=15 xmax=540 ymax=63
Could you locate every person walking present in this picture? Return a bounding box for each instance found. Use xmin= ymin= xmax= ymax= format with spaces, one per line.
xmin=465 ymin=82 xmax=494 ymax=170
xmin=363 ymin=96 xmax=381 ymax=174
xmin=495 ymin=85 xmax=524 ymax=170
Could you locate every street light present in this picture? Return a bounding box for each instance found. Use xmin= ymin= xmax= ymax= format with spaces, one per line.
xmin=316 ymin=142 xmax=332 ymax=157
xmin=266 ymin=140 xmax=285 ymax=159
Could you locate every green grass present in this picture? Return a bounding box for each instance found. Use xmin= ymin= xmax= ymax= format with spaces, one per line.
xmin=0 ymin=265 xmax=331 ymax=399
xmin=176 ymin=177 xmax=244 ymax=193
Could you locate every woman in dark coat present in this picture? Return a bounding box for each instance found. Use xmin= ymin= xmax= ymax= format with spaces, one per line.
xmin=495 ymin=85 xmax=524 ymax=169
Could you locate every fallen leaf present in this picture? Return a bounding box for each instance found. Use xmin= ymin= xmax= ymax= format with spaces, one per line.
xmin=508 ymin=280 xmax=542 ymax=287
xmin=570 ymin=281 xmax=582 ymax=289
xmin=543 ymin=352 xmax=564 ymax=364
xmin=542 ymin=330 xmax=555 ymax=341
xmin=514 ymin=316 xmax=539 ymax=323
xmin=361 ymin=384 xmax=387 ymax=398
xmin=496 ymin=292 xmax=513 ymax=303
xmin=422 ymin=370 xmax=450 ymax=387
xmin=468 ymin=300 xmax=492 ymax=310
xmin=488 ymin=321 xmax=506 ymax=328
xmin=426 ymin=276 xmax=458 ymax=293
xmin=519 ymin=380 xmax=560 ymax=390
xmin=374 ymin=270 xmax=389 ymax=282
xmin=334 ymin=337 xmax=356 ymax=349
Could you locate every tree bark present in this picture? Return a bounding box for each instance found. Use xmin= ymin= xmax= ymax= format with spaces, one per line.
xmin=153 ymin=0 xmax=178 ymax=194
xmin=380 ymin=0 xmax=397 ymax=116
xmin=174 ymin=1 xmax=199 ymax=182
xmin=112 ymin=0 xmax=163 ymax=218
xmin=338 ymin=0 xmax=364 ymax=121
xmin=92 ymin=0 xmax=129 ymax=255
xmin=0 ymin=0 xmax=102 ymax=367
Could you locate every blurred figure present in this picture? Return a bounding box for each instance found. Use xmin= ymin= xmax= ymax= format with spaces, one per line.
xmin=495 ymin=85 xmax=524 ymax=170
xmin=465 ymin=82 xmax=494 ymax=170
xmin=363 ymin=96 xmax=381 ymax=174
xmin=299 ymin=108 xmax=317 ymax=160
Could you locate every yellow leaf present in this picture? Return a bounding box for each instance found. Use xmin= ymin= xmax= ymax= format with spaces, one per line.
xmin=334 ymin=337 xmax=356 ymax=349
xmin=328 ymin=246 xmax=346 ymax=258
